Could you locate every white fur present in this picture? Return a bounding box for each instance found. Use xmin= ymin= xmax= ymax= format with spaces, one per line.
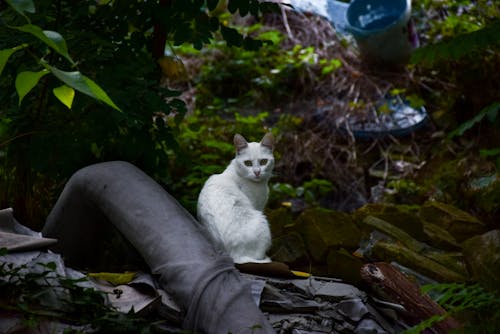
xmin=197 ymin=135 xmax=274 ymax=264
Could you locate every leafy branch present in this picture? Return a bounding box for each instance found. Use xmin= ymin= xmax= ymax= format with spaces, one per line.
xmin=411 ymin=20 xmax=500 ymax=66
xmin=1 ymin=0 xmax=121 ymax=111
xmin=0 ymin=257 xmax=161 ymax=333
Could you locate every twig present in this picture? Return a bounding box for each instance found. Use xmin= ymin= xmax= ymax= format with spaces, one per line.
xmin=0 ymin=131 xmax=43 ymax=147
xmin=281 ymin=5 xmax=298 ymax=44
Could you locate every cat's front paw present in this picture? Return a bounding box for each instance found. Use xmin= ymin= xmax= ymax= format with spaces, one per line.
xmin=234 ymin=255 xmax=271 ymax=264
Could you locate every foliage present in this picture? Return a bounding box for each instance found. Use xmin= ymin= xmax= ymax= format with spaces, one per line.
xmin=411 ymin=20 xmax=500 ymax=66
xmin=269 ymin=179 xmax=334 ymax=207
xmin=0 ymin=255 xmax=161 ymax=333
xmin=410 ymin=1 xmax=500 ymax=121
xmin=0 ymin=0 xmax=281 ymax=227
xmin=414 ymin=0 xmax=499 ymax=45
xmin=0 ymin=8 xmax=120 ymax=110
xmin=384 ymin=179 xmax=424 ymax=204
xmin=403 ymin=283 xmax=500 ymax=334
xmin=409 ymin=0 xmax=500 ymax=181
xmin=448 ymin=102 xmax=500 ymax=139
xmin=480 ymin=148 xmax=500 ymax=171
xmin=180 ymin=24 xmax=342 ymax=109
xmin=159 ymin=0 xmax=281 ymax=50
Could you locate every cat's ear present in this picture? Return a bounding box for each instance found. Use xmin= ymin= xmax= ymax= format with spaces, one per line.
xmin=260 ymin=132 xmax=274 ymax=151
xmin=234 ymin=134 xmax=248 ymax=154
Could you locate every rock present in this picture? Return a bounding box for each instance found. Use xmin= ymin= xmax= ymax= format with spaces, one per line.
xmin=358 ymin=215 xmax=426 ymax=253
xmin=355 ymin=319 xmax=388 ymax=334
xmin=467 ymin=174 xmax=500 ymax=215
xmin=294 ymin=208 xmax=362 ymax=262
xmin=419 ymin=201 xmax=488 ymax=242
xmin=267 ymin=207 xmax=294 ymax=237
xmin=313 ymin=281 xmax=366 ymax=302
xmin=422 ymin=221 xmax=462 ymax=251
xmin=353 ymin=203 xmax=426 ymax=240
xmin=463 ymin=229 xmax=500 ymax=292
xmin=372 ymin=241 xmax=466 ymax=282
xmin=424 ymin=251 xmax=468 ymax=277
xmin=327 ymin=248 xmax=364 ymax=285
xmin=270 ymin=232 xmax=307 ymax=264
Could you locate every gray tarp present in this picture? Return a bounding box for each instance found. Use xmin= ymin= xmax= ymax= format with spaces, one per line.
xmin=41 ymin=161 xmax=275 ymax=334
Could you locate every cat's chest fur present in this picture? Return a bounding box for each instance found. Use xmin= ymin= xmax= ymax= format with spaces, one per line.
xmin=228 ymin=164 xmax=269 ymax=211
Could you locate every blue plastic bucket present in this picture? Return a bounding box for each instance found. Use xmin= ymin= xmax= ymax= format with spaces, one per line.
xmin=346 ymin=0 xmax=413 ymax=64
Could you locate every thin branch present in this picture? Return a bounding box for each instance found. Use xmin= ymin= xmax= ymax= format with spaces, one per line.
xmin=0 ymin=131 xmax=43 ymax=147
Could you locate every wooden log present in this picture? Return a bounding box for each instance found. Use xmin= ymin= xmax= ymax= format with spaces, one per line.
xmin=360 ymin=262 xmax=461 ymax=334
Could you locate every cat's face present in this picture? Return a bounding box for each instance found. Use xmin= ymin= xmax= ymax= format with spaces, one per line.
xmin=233 ymin=133 xmax=274 ymax=182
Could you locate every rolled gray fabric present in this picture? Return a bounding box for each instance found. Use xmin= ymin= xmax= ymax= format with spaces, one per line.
xmin=42 ymin=161 xmax=275 ymax=334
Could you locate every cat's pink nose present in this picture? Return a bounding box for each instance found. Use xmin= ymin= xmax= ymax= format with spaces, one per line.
xmin=254 ymin=170 xmax=261 ymax=176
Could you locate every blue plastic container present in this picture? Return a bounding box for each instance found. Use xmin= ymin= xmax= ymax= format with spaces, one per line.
xmin=346 ymin=0 xmax=413 ymax=64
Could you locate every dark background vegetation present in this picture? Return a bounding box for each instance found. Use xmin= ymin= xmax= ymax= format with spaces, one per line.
xmin=1 ymin=0 xmax=499 ymax=332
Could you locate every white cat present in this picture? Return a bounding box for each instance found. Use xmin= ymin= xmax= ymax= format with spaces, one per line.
xmin=197 ymin=133 xmax=275 ymax=264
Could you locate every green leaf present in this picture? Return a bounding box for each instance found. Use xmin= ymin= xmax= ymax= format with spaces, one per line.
xmin=448 ymin=102 xmax=500 ymax=138
xmin=411 ymin=20 xmax=500 ymax=66
xmin=258 ymin=30 xmax=283 ymax=44
xmin=209 ymin=16 xmax=220 ymax=31
xmin=220 ymin=25 xmax=243 ymax=47
xmin=44 ymin=261 xmax=57 ymax=270
xmin=406 ymin=94 xmax=426 ymax=109
xmin=206 ymin=0 xmax=219 ymax=11
xmin=13 ymin=25 xmax=75 ymax=65
xmin=53 ymin=85 xmax=75 ymax=109
xmin=43 ymin=62 xmax=121 ymax=111
xmin=249 ymin=0 xmax=260 ymax=17
xmin=6 ymin=0 xmax=35 ymax=20
xmin=15 ymin=69 xmax=49 ymax=106
xmin=0 ymin=44 xmax=27 ymax=76
xmin=480 ymin=148 xmax=500 ymax=157
xmin=259 ymin=2 xmax=280 ymax=14
xmin=238 ymin=0 xmax=249 ymax=16
xmin=242 ymin=36 xmax=263 ymax=50
xmin=321 ymin=58 xmax=342 ymax=75
xmin=227 ymin=0 xmax=238 ymax=13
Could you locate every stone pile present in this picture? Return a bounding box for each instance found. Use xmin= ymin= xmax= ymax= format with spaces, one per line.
xmin=268 ymin=201 xmax=499 ymax=291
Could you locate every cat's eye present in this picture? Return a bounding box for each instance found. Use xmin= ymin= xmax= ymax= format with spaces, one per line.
xmin=244 ymin=160 xmax=253 ymax=167
xmin=259 ymin=159 xmax=268 ymax=166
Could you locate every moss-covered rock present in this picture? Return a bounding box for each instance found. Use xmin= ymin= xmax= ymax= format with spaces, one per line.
xmin=294 ymin=208 xmax=361 ymax=262
xmin=327 ymin=248 xmax=364 ymax=285
xmin=353 ymin=203 xmax=426 ymax=241
xmin=358 ymin=215 xmax=426 ymax=253
xmin=467 ymin=174 xmax=500 ymax=216
xmin=422 ymin=221 xmax=461 ymax=251
xmin=372 ymin=241 xmax=466 ymax=282
xmin=270 ymin=232 xmax=307 ymax=264
xmin=267 ymin=207 xmax=294 ymax=237
xmin=419 ymin=201 xmax=487 ymax=242
xmin=463 ymin=229 xmax=500 ymax=292
xmin=423 ymin=251 xmax=468 ymax=277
